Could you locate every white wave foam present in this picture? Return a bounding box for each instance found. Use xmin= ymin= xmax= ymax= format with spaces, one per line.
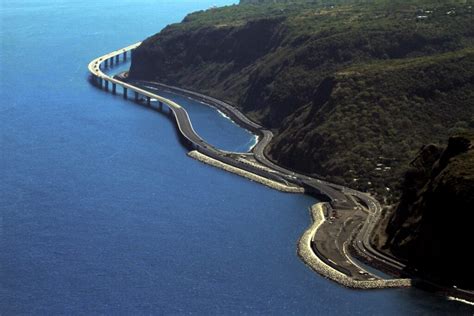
xmin=447 ymin=296 xmax=474 ymax=306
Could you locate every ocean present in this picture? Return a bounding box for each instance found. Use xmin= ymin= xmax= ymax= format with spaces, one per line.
xmin=0 ymin=0 xmax=472 ymax=314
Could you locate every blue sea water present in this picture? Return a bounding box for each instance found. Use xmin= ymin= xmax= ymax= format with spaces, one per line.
xmin=146 ymin=89 xmax=259 ymax=152
xmin=0 ymin=0 xmax=472 ymax=314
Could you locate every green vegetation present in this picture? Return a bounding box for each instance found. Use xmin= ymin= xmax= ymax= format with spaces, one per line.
xmin=129 ymin=0 xmax=474 ymax=201
xmin=270 ymin=48 xmax=474 ymax=200
xmin=181 ymin=0 xmax=472 ymax=38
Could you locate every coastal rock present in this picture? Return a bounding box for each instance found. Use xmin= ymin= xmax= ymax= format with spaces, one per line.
xmin=380 ymin=135 xmax=474 ymax=289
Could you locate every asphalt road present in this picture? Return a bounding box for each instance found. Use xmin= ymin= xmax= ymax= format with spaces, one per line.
xmin=130 ymin=80 xmax=353 ymax=208
xmin=88 ymin=43 xmax=474 ymax=300
xmin=88 ymin=43 xmax=403 ymax=278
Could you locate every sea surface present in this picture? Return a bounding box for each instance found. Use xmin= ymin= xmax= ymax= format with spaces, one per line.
xmin=0 ymin=0 xmax=472 ymax=314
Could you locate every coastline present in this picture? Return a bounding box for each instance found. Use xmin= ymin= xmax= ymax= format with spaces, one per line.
xmin=188 ymin=150 xmax=303 ymax=193
xmin=297 ymin=203 xmax=411 ymax=289
xmin=134 ymin=78 xmax=474 ymax=303
xmin=87 ymin=43 xmax=474 ymax=303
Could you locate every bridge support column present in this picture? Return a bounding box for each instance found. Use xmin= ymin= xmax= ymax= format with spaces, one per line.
xmin=115 ymin=55 xmax=119 ymax=63
xmin=110 ymin=57 xmax=114 ymax=66
xmin=112 ymin=83 xmax=116 ymax=94
xmin=104 ymin=59 xmax=108 ymax=68
xmin=98 ymin=78 xmax=103 ymax=89
xmin=105 ymin=81 xmax=109 ymax=91
xmin=159 ymin=101 xmax=163 ymax=111
xmin=146 ymin=97 xmax=151 ymax=106
xmin=134 ymin=91 xmax=139 ymax=102
xmin=123 ymin=87 xmax=128 ymax=99
xmin=123 ymin=51 xmax=127 ymax=61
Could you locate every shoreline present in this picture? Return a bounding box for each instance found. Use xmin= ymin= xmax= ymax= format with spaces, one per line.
xmin=88 ymin=43 xmax=474 ymax=303
xmin=188 ymin=150 xmax=303 ymax=193
xmin=297 ymin=203 xmax=411 ymax=289
xmin=136 ymin=78 xmax=474 ymax=302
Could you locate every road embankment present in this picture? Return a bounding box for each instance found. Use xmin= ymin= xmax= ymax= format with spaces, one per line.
xmin=88 ymin=44 xmax=414 ymax=292
xmin=297 ymin=203 xmax=411 ymax=289
xmin=188 ymin=150 xmax=303 ymax=193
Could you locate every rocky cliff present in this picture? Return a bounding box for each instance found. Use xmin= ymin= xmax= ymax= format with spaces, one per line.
xmin=128 ymin=0 xmax=474 ymax=291
xmin=129 ymin=1 xmax=474 ymax=200
xmin=378 ymin=135 xmax=474 ymax=289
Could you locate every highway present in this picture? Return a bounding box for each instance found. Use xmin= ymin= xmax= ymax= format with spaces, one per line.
xmin=88 ymin=43 xmax=474 ymax=300
xmin=122 ymin=79 xmax=401 ymax=282
xmin=88 ymin=42 xmax=207 ymax=149
xmin=126 ymin=80 xmax=353 ymax=209
xmin=87 ymin=42 xmax=405 ymax=283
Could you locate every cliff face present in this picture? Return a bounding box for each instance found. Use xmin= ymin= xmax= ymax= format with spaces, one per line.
xmin=380 ymin=136 xmax=474 ymax=289
xmin=128 ymin=1 xmax=474 ymax=290
xmin=129 ymin=16 xmax=312 ymax=128
xmin=268 ymin=50 xmax=474 ymax=195
xmin=129 ymin=1 xmax=474 ymax=199
xmin=129 ymin=17 xmax=286 ymax=110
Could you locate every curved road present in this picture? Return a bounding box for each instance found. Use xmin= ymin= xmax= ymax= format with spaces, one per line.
xmin=88 ymin=43 xmax=474 ymax=300
xmin=126 ymin=80 xmax=352 ymax=208
xmin=87 ymin=42 xmax=401 ymax=279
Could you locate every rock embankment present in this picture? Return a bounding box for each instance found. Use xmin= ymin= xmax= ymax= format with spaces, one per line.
xmin=298 ymin=203 xmax=411 ymax=289
xmin=188 ymin=150 xmax=303 ymax=193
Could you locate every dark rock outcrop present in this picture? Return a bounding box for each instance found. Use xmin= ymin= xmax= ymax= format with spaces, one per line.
xmin=382 ymin=135 xmax=474 ymax=289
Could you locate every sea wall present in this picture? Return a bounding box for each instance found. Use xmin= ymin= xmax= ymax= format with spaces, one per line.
xmin=188 ymin=150 xmax=303 ymax=193
xmin=297 ymin=203 xmax=412 ymax=289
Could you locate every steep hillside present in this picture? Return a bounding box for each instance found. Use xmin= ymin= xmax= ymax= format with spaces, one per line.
xmin=128 ymin=0 xmax=474 ymax=199
xmin=269 ymin=50 xmax=474 ymax=198
xmin=375 ymin=135 xmax=474 ymax=289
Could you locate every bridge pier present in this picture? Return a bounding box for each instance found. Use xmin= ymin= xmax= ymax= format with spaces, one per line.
xmin=134 ymin=91 xmax=139 ymax=102
xmin=104 ymin=59 xmax=108 ymax=68
xmin=112 ymin=83 xmax=116 ymax=94
xmin=110 ymin=57 xmax=114 ymax=66
xmin=98 ymin=78 xmax=103 ymax=89
xmin=146 ymin=97 xmax=151 ymax=106
xmin=115 ymin=55 xmax=119 ymax=63
xmin=123 ymin=51 xmax=127 ymax=61
xmin=105 ymin=80 xmax=109 ymax=91
xmin=123 ymin=87 xmax=128 ymax=99
xmin=159 ymin=101 xmax=163 ymax=111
